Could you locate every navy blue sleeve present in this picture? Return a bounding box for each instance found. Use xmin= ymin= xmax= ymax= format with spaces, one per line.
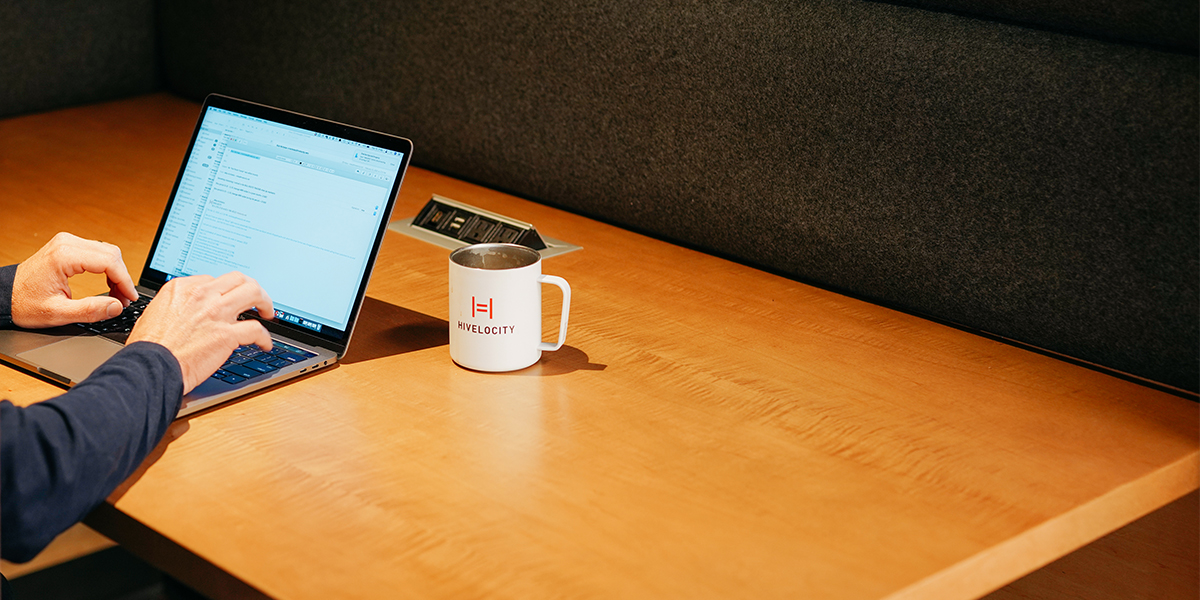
xmin=0 ymin=264 xmax=184 ymax=563
xmin=0 ymin=264 xmax=15 ymax=328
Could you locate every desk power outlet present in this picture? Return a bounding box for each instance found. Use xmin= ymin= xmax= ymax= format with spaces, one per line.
xmin=413 ymin=197 xmax=547 ymax=250
xmin=391 ymin=194 xmax=581 ymax=258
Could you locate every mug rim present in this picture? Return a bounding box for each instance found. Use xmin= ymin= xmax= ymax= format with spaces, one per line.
xmin=449 ymin=243 xmax=542 ymax=270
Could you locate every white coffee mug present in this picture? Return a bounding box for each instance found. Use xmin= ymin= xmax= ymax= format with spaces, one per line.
xmin=449 ymin=243 xmax=571 ymax=372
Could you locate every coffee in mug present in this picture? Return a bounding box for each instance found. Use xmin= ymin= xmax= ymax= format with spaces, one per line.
xmin=448 ymin=243 xmax=571 ymax=372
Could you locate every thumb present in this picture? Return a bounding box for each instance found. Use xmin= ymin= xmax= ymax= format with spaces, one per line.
xmin=50 ymin=296 xmax=124 ymax=324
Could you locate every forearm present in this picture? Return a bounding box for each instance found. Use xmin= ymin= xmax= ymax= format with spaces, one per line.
xmin=0 ymin=341 xmax=183 ymax=562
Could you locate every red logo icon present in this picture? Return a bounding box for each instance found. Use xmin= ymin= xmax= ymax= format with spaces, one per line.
xmin=472 ymin=296 xmax=493 ymax=319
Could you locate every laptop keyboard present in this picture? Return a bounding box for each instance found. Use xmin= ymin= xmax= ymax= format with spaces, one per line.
xmin=211 ymin=343 xmax=317 ymax=385
xmin=77 ymin=298 xmax=318 ymax=386
xmin=79 ymin=297 xmax=150 ymax=335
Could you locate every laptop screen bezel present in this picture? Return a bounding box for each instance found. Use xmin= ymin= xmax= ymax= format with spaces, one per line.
xmin=138 ymin=94 xmax=414 ymax=356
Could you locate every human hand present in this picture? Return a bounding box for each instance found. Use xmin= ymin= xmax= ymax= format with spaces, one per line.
xmin=12 ymin=232 xmax=139 ymax=328
xmin=128 ymin=272 xmax=274 ymax=394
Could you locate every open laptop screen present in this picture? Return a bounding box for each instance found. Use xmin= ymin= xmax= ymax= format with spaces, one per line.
xmin=142 ymin=95 xmax=412 ymax=349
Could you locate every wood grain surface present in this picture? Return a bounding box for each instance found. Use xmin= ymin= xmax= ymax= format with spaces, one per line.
xmin=1 ymin=94 xmax=1196 ymax=600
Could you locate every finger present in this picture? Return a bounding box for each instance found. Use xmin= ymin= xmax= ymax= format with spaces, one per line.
xmin=255 ymin=287 xmax=274 ymax=320
xmin=215 ymin=278 xmax=274 ymax=320
xmin=108 ymin=277 xmax=138 ymax=305
xmin=107 ymin=280 xmax=136 ymax=308
xmin=49 ymin=296 xmax=124 ymax=324
xmin=59 ymin=240 xmax=138 ymax=302
xmin=232 ymin=320 xmax=273 ymax=351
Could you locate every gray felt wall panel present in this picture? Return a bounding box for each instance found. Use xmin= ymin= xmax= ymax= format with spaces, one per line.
xmin=156 ymin=0 xmax=1199 ymax=392
xmin=885 ymin=0 xmax=1198 ymax=52
xmin=0 ymin=0 xmax=159 ymax=118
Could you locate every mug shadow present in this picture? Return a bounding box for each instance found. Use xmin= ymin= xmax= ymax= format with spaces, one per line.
xmin=490 ymin=344 xmax=607 ymax=377
xmin=341 ymin=296 xmax=450 ymax=365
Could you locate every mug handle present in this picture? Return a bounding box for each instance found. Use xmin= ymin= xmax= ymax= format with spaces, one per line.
xmin=537 ymin=275 xmax=571 ymax=352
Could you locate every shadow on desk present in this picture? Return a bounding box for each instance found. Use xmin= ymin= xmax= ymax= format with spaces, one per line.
xmin=107 ymin=420 xmax=190 ymax=504
xmin=344 ymin=297 xmax=607 ymax=374
xmin=511 ymin=344 xmax=607 ymax=376
xmin=341 ymin=296 xmax=449 ymax=364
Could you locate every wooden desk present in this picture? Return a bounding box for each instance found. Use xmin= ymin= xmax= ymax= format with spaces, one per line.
xmin=1 ymin=94 xmax=1196 ymax=599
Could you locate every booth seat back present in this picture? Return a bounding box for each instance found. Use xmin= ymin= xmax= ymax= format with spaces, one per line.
xmin=0 ymin=0 xmax=159 ymax=118
xmin=6 ymin=1 xmax=1197 ymax=392
xmin=158 ymin=0 xmax=1199 ymax=393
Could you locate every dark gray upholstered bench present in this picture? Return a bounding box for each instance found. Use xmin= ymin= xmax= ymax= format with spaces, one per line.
xmin=4 ymin=0 xmax=1196 ymax=393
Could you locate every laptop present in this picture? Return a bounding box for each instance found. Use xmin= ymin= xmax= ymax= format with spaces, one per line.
xmin=0 ymin=94 xmax=413 ymax=417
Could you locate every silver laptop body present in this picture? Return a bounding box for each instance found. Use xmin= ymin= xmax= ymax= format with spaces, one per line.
xmin=0 ymin=95 xmax=413 ymax=417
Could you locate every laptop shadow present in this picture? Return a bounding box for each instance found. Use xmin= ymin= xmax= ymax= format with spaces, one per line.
xmin=340 ymin=296 xmax=449 ymax=365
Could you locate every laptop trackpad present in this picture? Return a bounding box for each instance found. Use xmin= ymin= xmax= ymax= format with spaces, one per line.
xmin=17 ymin=336 xmax=123 ymax=384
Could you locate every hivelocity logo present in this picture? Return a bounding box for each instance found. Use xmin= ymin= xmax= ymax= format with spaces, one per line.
xmin=457 ymin=321 xmax=515 ymax=335
xmin=472 ymin=296 xmax=493 ymax=319
xmin=460 ymin=297 xmax=513 ymax=335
